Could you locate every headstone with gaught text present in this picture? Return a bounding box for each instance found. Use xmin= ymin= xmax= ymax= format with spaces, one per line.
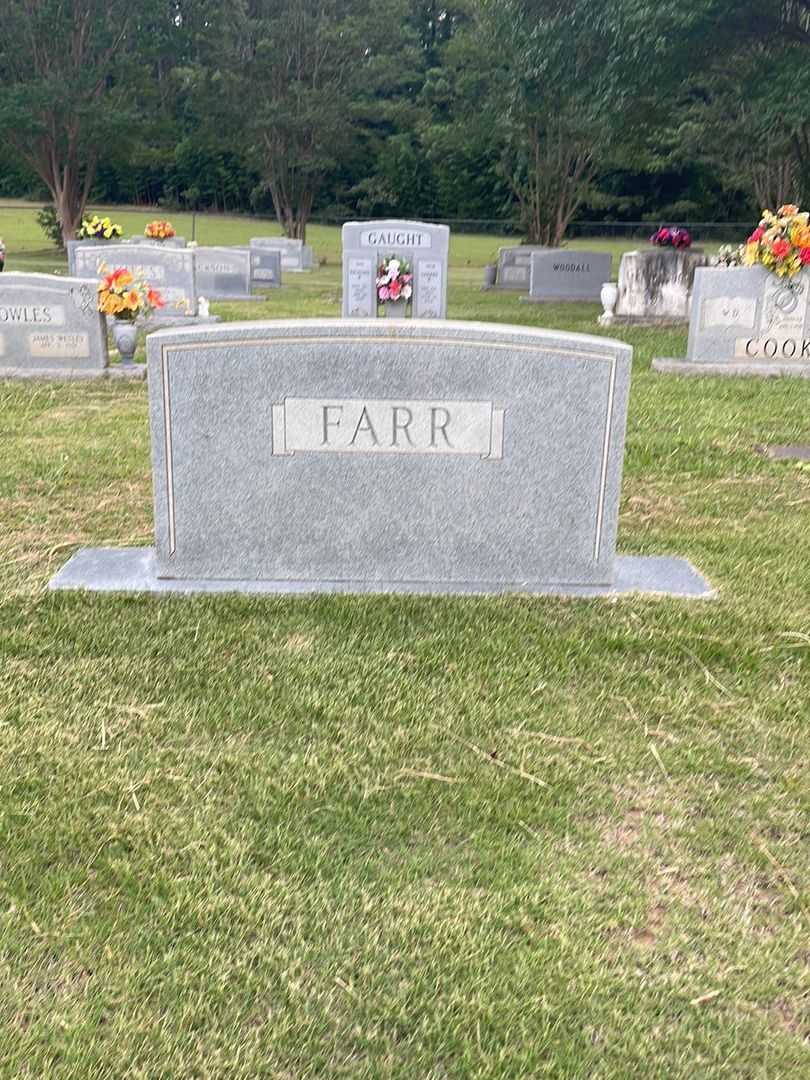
xmin=0 ymin=272 xmax=108 ymax=378
xmin=341 ymin=220 xmax=449 ymax=319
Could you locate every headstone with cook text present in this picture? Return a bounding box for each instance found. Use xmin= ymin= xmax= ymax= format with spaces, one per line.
xmin=653 ymin=266 xmax=810 ymax=375
xmin=0 ymin=272 xmax=108 ymax=378
xmin=341 ymin=220 xmax=449 ymax=319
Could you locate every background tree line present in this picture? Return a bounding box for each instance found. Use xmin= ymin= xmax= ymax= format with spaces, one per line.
xmin=0 ymin=0 xmax=807 ymax=246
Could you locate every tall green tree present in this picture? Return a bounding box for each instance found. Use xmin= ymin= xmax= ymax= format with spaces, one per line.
xmin=0 ymin=0 xmax=144 ymax=244
xmin=218 ymin=1 xmax=414 ymax=240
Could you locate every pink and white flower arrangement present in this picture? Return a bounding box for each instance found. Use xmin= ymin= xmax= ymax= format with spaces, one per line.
xmin=376 ymin=256 xmax=413 ymax=305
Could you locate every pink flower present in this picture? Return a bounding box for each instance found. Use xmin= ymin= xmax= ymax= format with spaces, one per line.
xmin=389 ymin=280 xmax=402 ymax=300
xmin=378 ymin=286 xmax=390 ymax=301
xmin=772 ymin=238 xmax=790 ymax=258
xmin=800 ymin=248 xmax=810 ymax=264
xmin=748 ymin=226 xmax=765 ymax=243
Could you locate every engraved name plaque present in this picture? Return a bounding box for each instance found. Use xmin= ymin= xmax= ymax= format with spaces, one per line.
xmin=272 ymin=398 xmax=504 ymax=458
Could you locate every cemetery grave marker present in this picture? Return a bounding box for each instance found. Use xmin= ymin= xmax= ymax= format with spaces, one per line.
xmin=522 ymin=250 xmax=611 ymax=302
xmin=653 ymin=266 xmax=810 ymax=376
xmin=251 ymin=238 xmax=314 ymax=272
xmin=248 ymin=247 xmax=282 ymax=289
xmin=0 ymin=272 xmax=108 ymax=378
xmin=73 ymin=243 xmax=197 ymax=318
xmin=193 ymin=246 xmax=261 ymax=302
xmin=49 ymin=319 xmax=712 ymax=598
xmin=341 ymin=220 xmax=449 ymax=319
xmin=493 ymin=246 xmax=546 ymax=290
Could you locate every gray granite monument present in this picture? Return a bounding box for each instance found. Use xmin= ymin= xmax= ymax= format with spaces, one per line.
xmin=493 ymin=246 xmax=546 ymax=291
xmin=653 ymin=266 xmax=810 ymax=376
xmin=67 ymin=239 xmax=114 ymax=277
xmin=251 ymin=237 xmax=314 ymax=272
xmin=194 ymin=247 xmax=260 ymax=302
xmin=73 ymin=242 xmax=197 ymax=317
xmin=248 ymin=246 xmax=282 ymax=289
xmin=522 ymin=250 xmax=611 ymax=302
xmin=341 ymin=220 xmax=449 ymax=318
xmin=0 ymin=272 xmax=108 ymax=379
xmin=49 ymin=319 xmax=712 ymax=598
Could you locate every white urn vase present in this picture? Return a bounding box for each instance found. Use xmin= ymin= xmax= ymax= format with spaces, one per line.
xmin=598 ymin=282 xmax=619 ymax=326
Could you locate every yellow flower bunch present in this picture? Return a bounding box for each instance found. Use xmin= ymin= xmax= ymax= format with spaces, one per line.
xmin=144 ymin=220 xmax=176 ymax=240
xmin=97 ymin=265 xmax=165 ymax=321
xmin=742 ymin=204 xmax=810 ymax=278
xmin=78 ymin=215 xmax=123 ymax=241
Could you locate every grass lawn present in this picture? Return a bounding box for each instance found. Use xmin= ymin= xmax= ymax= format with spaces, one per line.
xmin=1 ymin=205 xmax=809 ymax=1077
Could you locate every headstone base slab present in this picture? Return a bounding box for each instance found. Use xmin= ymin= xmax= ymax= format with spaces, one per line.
xmin=0 ymin=366 xmax=108 ymax=381
xmin=519 ymin=296 xmax=602 ymax=305
xmin=49 ymin=548 xmax=715 ymax=600
xmin=206 ymin=295 xmax=266 ymax=303
xmin=140 ymin=315 xmax=222 ymax=330
xmin=653 ymin=358 xmax=810 ymax=378
xmin=609 ymin=315 xmax=690 ymax=326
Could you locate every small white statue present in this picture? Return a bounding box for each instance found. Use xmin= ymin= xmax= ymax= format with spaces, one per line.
xmin=198 ymin=297 xmax=210 ymax=318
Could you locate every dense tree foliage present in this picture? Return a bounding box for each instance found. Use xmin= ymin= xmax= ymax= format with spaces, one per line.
xmin=0 ymin=0 xmax=805 ymax=241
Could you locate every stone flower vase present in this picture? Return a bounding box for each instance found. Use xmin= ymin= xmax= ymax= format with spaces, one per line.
xmin=598 ymin=282 xmax=619 ymax=325
xmin=383 ymin=298 xmax=409 ymax=319
xmin=112 ymin=318 xmax=138 ymax=364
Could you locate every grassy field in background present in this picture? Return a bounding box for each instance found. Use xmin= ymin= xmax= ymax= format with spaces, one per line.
xmin=0 ymin=201 xmax=721 ymax=277
xmin=1 ymin=205 xmax=809 ymax=1077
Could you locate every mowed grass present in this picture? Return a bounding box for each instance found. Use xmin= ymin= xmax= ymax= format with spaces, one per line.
xmin=1 ymin=206 xmax=809 ymax=1077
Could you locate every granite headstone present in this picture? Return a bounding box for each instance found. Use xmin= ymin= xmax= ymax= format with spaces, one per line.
xmin=73 ymin=243 xmax=197 ymax=317
xmin=523 ymin=250 xmax=611 ymax=302
xmin=248 ymin=247 xmax=282 ymax=289
xmin=194 ymin=247 xmax=258 ymax=301
xmin=495 ymin=246 xmax=546 ymax=290
xmin=0 ymin=272 xmax=108 ymax=378
xmin=653 ymin=266 xmax=810 ymax=376
xmin=341 ymin=220 xmax=449 ymax=319
xmin=48 ymin=318 xmax=714 ymax=597
xmin=614 ymin=249 xmax=709 ymax=323
xmin=250 ymin=237 xmax=314 ymax=271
